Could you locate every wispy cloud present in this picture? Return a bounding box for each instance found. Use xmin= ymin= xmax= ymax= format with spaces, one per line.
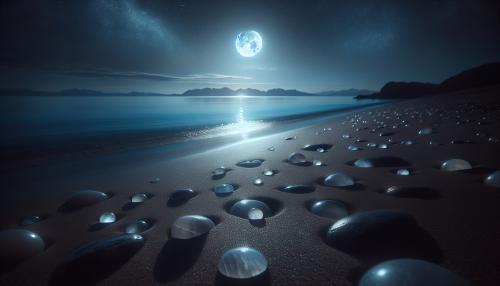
xmin=55 ymin=69 xmax=252 ymax=82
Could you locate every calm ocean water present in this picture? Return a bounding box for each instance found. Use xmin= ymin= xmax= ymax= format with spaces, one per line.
xmin=0 ymin=95 xmax=382 ymax=145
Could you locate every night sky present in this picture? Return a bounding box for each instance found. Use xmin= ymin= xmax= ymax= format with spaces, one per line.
xmin=1 ymin=0 xmax=499 ymax=94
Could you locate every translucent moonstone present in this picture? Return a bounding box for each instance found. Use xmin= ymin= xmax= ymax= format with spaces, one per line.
xmin=378 ymin=143 xmax=389 ymax=149
xmin=21 ymin=215 xmax=42 ymax=226
xmin=212 ymin=167 xmax=227 ymax=176
xmin=397 ymin=169 xmax=410 ymax=176
xmin=359 ymin=259 xmax=470 ymax=286
xmin=279 ymin=185 xmax=315 ymax=194
xmin=170 ymin=215 xmax=215 ymax=239
xmin=348 ymin=145 xmax=361 ymax=151
xmin=287 ymin=152 xmax=307 ymax=164
xmin=313 ymin=160 xmax=323 ymax=166
xmin=248 ymin=208 xmax=264 ymax=220
xmin=230 ymin=199 xmax=273 ymax=219
xmin=484 ymin=171 xmax=500 ymax=187
xmin=67 ymin=234 xmax=144 ymax=266
xmin=263 ymin=169 xmax=274 ymax=176
xmin=302 ymin=144 xmax=332 ymax=151
xmin=354 ymin=158 xmax=374 ymax=168
xmin=131 ymin=193 xmax=149 ymax=203
xmin=418 ymin=127 xmax=433 ymax=135
xmin=310 ymin=200 xmax=349 ymax=220
xmin=99 ymin=212 xmax=116 ymax=224
xmin=66 ymin=190 xmax=109 ymax=209
xmin=124 ymin=219 xmax=150 ymax=234
xmin=326 ymin=210 xmax=417 ymax=252
xmin=236 ymin=159 xmax=263 ymax=168
xmin=0 ymin=229 xmax=45 ymax=266
xmin=218 ymin=247 xmax=268 ymax=279
xmin=168 ymin=189 xmax=197 ymax=205
xmin=323 ymin=172 xmax=355 ymax=187
xmin=440 ymin=159 xmax=472 ymax=171
xmin=213 ymin=183 xmax=235 ymax=195
xmin=253 ymin=177 xmax=263 ymax=186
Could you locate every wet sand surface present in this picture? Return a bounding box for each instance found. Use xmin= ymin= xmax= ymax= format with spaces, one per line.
xmin=1 ymin=88 xmax=500 ymax=285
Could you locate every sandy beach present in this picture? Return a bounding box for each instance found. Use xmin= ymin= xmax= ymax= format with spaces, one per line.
xmin=1 ymin=87 xmax=500 ymax=285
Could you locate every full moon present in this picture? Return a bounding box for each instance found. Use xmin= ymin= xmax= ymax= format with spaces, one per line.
xmin=235 ymin=31 xmax=262 ymax=57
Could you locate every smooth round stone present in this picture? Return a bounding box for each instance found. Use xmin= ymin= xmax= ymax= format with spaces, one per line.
xmin=359 ymin=259 xmax=470 ymax=286
xmin=323 ymin=172 xmax=355 ymax=187
xmin=310 ymin=200 xmax=349 ymax=220
xmin=248 ymin=208 xmax=264 ymax=220
xmin=326 ymin=210 xmax=417 ymax=252
xmin=348 ymin=145 xmax=361 ymax=151
xmin=287 ymin=152 xmax=307 ymax=164
xmin=354 ymin=158 xmax=374 ymax=168
xmin=170 ymin=215 xmax=215 ymax=239
xmin=131 ymin=193 xmax=149 ymax=203
xmin=236 ymin=159 xmax=263 ymax=168
xmin=213 ymin=183 xmax=235 ymax=195
xmin=218 ymin=247 xmax=268 ymax=279
xmin=279 ymin=185 xmax=315 ymax=194
xmin=440 ymin=159 xmax=472 ymax=171
xmin=230 ymin=199 xmax=273 ymax=219
xmin=397 ymin=169 xmax=410 ymax=176
xmin=67 ymin=234 xmax=144 ymax=265
xmin=0 ymin=229 xmax=45 ymax=266
xmin=168 ymin=189 xmax=197 ymax=205
xmin=313 ymin=160 xmax=323 ymax=166
xmin=124 ymin=219 xmax=150 ymax=234
xmin=253 ymin=177 xmax=264 ymax=186
xmin=212 ymin=167 xmax=227 ymax=176
xmin=418 ymin=127 xmax=433 ymax=135
xmin=484 ymin=171 xmax=500 ymax=187
xmin=99 ymin=212 xmax=116 ymax=224
xmin=262 ymin=169 xmax=274 ymax=176
xmin=21 ymin=215 xmax=42 ymax=226
xmin=66 ymin=190 xmax=108 ymax=209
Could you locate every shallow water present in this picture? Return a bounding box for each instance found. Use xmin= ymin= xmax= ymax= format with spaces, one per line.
xmin=0 ymin=95 xmax=382 ymax=144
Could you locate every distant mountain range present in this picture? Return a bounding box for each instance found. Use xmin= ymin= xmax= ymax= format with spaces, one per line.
xmin=3 ymin=63 xmax=498 ymax=99
xmin=356 ymin=62 xmax=500 ymax=99
xmin=0 ymin=87 xmax=374 ymax=97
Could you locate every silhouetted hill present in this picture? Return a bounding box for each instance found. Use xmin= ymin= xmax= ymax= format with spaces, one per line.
xmin=439 ymin=63 xmax=500 ymax=92
xmin=356 ymin=82 xmax=438 ymax=99
xmin=317 ymin=88 xmax=374 ymax=97
xmin=356 ymin=62 xmax=500 ymax=99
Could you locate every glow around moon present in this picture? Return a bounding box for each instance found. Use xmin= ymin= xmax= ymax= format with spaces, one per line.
xmin=235 ymin=31 xmax=262 ymax=57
